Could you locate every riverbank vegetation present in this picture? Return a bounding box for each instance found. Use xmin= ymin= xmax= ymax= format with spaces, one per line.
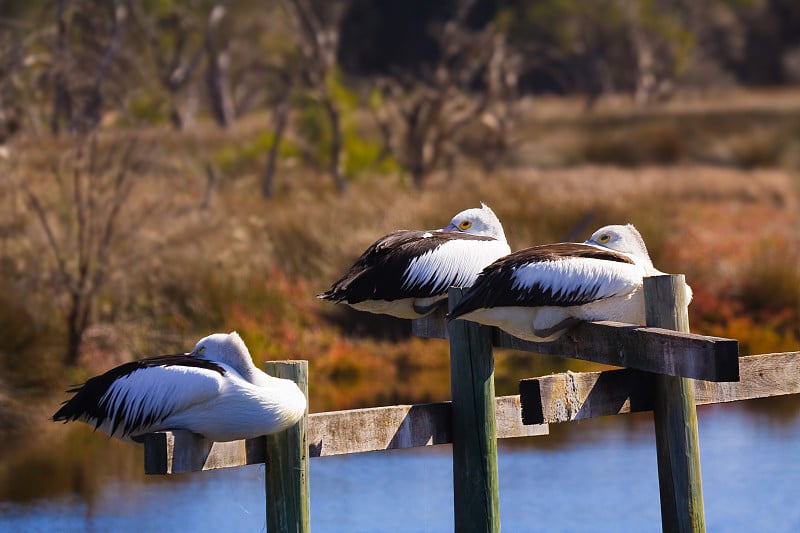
xmin=0 ymin=1 xmax=798 ymax=432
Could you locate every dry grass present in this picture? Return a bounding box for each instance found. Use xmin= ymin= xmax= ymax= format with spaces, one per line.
xmin=1 ymin=90 xmax=799 ymax=426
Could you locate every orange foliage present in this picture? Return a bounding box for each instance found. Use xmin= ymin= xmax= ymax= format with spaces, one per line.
xmin=690 ymin=284 xmax=799 ymax=356
xmin=218 ymin=270 xmax=452 ymax=411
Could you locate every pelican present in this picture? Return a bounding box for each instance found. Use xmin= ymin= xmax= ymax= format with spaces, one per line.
xmin=318 ymin=203 xmax=511 ymax=319
xmin=448 ymin=224 xmax=692 ymax=341
xmin=52 ymin=332 xmax=307 ymax=442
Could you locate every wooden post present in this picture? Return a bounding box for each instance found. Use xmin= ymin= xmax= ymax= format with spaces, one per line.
xmin=645 ymin=275 xmax=706 ymax=533
xmin=447 ymin=288 xmax=501 ymax=533
xmin=264 ymin=360 xmax=310 ymax=533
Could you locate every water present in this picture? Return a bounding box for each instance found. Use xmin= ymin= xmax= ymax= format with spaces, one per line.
xmin=2 ymin=397 xmax=799 ymax=532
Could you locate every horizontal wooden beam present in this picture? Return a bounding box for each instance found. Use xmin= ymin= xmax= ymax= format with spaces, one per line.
xmin=144 ymin=395 xmax=547 ymax=475
xmin=413 ymin=315 xmax=739 ymax=382
xmin=519 ymin=351 xmax=800 ymax=425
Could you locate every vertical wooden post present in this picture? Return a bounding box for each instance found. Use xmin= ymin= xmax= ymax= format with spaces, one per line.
xmin=264 ymin=360 xmax=310 ymax=533
xmin=645 ymin=275 xmax=706 ymax=533
xmin=447 ymin=288 xmax=501 ymax=532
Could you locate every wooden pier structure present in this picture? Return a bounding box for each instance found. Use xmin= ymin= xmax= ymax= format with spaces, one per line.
xmin=143 ymin=275 xmax=800 ymax=532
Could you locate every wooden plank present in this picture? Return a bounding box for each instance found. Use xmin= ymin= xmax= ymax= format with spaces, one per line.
xmin=264 ymin=361 xmax=309 ymax=533
xmin=521 ymin=352 xmax=800 ymax=424
xmin=414 ymin=316 xmax=739 ymax=382
xmin=309 ymin=402 xmax=451 ymax=456
xmin=645 ymin=275 xmax=705 ymax=532
xmin=496 ymin=322 xmax=737 ymax=382
xmin=143 ymin=431 xmax=256 ymax=474
xmin=412 ymin=306 xmax=448 ymax=339
xmin=447 ymin=287 xmax=500 ymax=533
xmin=143 ymin=395 xmax=548 ymax=474
xmin=694 ymin=351 xmax=800 ymax=403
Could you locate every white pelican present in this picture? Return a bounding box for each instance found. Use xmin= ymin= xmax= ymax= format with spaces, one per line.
xmin=448 ymin=224 xmax=692 ymax=341
xmin=53 ymin=332 xmax=307 ymax=442
xmin=318 ymin=203 xmax=511 ymax=319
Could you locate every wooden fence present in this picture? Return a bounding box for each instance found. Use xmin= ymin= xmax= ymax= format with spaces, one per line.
xmin=143 ymin=275 xmax=800 ymax=532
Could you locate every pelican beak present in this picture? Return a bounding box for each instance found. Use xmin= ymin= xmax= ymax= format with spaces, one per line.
xmin=442 ymin=223 xmax=459 ymax=233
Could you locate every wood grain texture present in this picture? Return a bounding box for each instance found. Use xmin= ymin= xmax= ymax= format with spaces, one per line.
xmin=143 ymin=432 xmax=250 ymax=474
xmin=446 ymin=287 xmax=500 ymax=533
xmin=143 ymin=395 xmax=548 ymax=475
xmin=412 ymin=306 xmax=448 ymax=339
xmin=520 ymin=352 xmax=800 ymax=424
xmin=645 ymin=275 xmax=705 ymax=533
xmin=264 ymin=361 xmax=309 ymax=533
xmin=414 ymin=317 xmax=739 ymax=382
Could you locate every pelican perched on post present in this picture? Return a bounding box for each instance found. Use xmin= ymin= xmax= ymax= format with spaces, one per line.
xmin=318 ymin=203 xmax=511 ymax=319
xmin=448 ymin=224 xmax=692 ymax=341
xmin=53 ymin=332 xmax=307 ymax=442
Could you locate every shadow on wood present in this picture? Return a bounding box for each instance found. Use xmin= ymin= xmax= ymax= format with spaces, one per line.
xmin=520 ymin=352 xmax=800 ymax=425
xmin=415 ymin=314 xmax=738 ymax=381
xmin=143 ymin=431 xmax=249 ymax=474
xmin=386 ymin=403 xmax=452 ymax=449
xmin=520 ymin=369 xmax=656 ymax=425
xmin=144 ymin=395 xmax=549 ymax=474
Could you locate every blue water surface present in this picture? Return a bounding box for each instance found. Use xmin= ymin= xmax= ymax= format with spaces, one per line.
xmin=1 ymin=401 xmax=799 ymax=532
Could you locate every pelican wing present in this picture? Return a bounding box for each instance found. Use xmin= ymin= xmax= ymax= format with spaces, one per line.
xmin=319 ymin=230 xmax=501 ymax=303
xmin=450 ymin=243 xmax=640 ymax=317
xmin=53 ymin=355 xmax=227 ymax=438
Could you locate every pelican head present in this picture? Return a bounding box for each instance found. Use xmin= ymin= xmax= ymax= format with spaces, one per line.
xmin=584 ymin=224 xmax=654 ymax=267
xmin=442 ymin=203 xmax=506 ymax=242
xmin=191 ymin=331 xmax=253 ymax=376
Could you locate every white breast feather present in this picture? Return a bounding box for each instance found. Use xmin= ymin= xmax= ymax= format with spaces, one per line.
xmin=510 ymin=257 xmax=644 ymax=301
xmin=164 ymin=375 xmax=306 ymax=441
xmin=401 ymin=239 xmax=511 ymax=294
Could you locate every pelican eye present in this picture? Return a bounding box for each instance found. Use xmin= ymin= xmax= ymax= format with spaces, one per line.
xmin=196 ymin=345 xmax=207 ymax=356
xmin=597 ymin=233 xmax=611 ymax=244
xmin=458 ymin=220 xmax=472 ymax=230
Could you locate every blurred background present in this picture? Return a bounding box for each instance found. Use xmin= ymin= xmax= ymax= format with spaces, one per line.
xmin=0 ymin=1 xmax=799 ymax=531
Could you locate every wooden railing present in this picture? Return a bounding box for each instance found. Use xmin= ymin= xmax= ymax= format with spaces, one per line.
xmin=142 ymin=275 xmax=800 ymax=532
xmin=143 ymin=395 xmax=546 ymax=474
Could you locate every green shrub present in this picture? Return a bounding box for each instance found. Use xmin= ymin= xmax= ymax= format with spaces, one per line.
xmin=213 ymin=132 xmax=302 ymax=175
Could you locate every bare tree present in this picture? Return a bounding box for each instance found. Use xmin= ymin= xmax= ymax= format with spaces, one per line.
xmin=22 ymin=135 xmax=138 ymax=365
xmin=623 ymin=0 xmax=684 ymax=106
xmin=204 ymin=2 xmax=233 ymax=128
xmin=129 ymin=2 xmax=206 ymax=129
xmin=49 ymin=0 xmax=127 ymax=135
xmin=50 ymin=0 xmax=72 ymax=135
xmin=127 ymin=1 xmax=237 ymax=130
xmin=0 ymin=18 xmax=27 ymax=142
xmin=262 ymin=97 xmax=290 ymax=198
xmin=370 ymin=10 xmax=521 ymax=188
xmin=283 ymin=0 xmax=348 ymax=194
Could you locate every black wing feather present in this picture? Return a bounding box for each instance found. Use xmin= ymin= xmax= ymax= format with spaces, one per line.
xmin=52 ymin=354 xmax=226 ymax=435
xmin=319 ymin=230 xmax=496 ymax=303
xmin=449 ymin=243 xmax=634 ymax=317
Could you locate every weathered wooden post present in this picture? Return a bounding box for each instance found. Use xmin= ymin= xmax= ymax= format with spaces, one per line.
xmin=447 ymin=288 xmax=501 ymax=532
xmin=644 ymin=275 xmax=705 ymax=532
xmin=264 ymin=360 xmax=310 ymax=533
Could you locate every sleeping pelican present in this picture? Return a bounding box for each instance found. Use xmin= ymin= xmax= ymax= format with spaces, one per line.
xmin=53 ymin=332 xmax=307 ymax=442
xmin=448 ymin=224 xmax=692 ymax=341
xmin=318 ymin=203 xmax=511 ymax=319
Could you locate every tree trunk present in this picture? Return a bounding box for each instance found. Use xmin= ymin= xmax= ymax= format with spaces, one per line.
xmin=51 ymin=0 xmax=72 ymax=135
xmin=65 ymin=291 xmax=90 ymax=366
xmin=205 ymin=51 xmax=230 ymax=128
xmin=322 ymin=96 xmax=347 ymax=194
xmin=203 ymin=163 xmax=219 ymax=212
xmin=262 ymin=101 xmax=289 ymax=198
xmin=169 ymin=104 xmax=183 ymax=130
xmin=204 ymin=4 xmax=232 ymax=128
